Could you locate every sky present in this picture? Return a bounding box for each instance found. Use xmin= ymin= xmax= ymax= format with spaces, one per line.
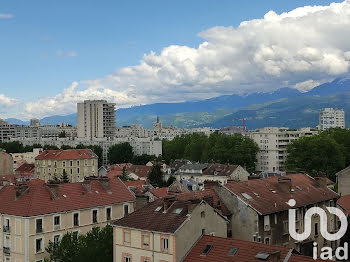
xmin=0 ymin=0 xmax=349 ymax=120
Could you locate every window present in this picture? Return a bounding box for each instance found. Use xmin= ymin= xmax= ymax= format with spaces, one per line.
xmin=73 ymin=213 xmax=79 ymax=226
xmin=315 ymin=223 xmax=319 ymax=236
xmin=4 ymin=218 xmax=10 ymax=232
xmin=142 ymin=233 xmax=149 ymax=249
xmin=77 ymin=160 xmax=80 ymax=166
xmin=161 ymin=237 xmax=169 ymax=252
xmin=265 ymin=237 xmax=270 ymax=245
xmin=202 ymin=229 xmax=206 ymax=235
xmin=54 ymin=215 xmax=60 ymax=229
xmin=36 ymin=238 xmax=43 ymax=253
xmin=123 ymin=230 xmax=131 ymax=246
xmin=92 ymin=210 xmax=98 ymax=223
xmin=106 ymin=207 xmax=111 ymax=221
xmin=201 ymin=211 xmax=205 ymax=218
xmin=84 ymin=159 xmax=88 ymax=166
xmin=63 ymin=161 xmax=66 ymax=167
xmin=124 ymin=256 xmax=131 ymax=262
xmin=70 ymin=160 xmax=73 ymax=167
xmin=70 ymin=169 xmax=73 ymax=175
xmin=36 ymin=218 xmax=43 ymax=233
xmin=77 ymin=167 xmax=80 ymax=174
xmin=53 ymin=235 xmax=60 ymax=244
xmin=142 ymin=258 xmax=150 ymax=262
xmin=124 ymin=204 xmax=129 ymax=216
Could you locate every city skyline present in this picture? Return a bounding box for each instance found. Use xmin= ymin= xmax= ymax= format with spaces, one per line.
xmin=1 ymin=0 xmax=349 ymax=120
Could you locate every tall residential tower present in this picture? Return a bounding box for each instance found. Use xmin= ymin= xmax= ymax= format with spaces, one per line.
xmin=77 ymin=100 xmax=116 ymax=139
xmin=319 ymin=108 xmax=345 ymax=130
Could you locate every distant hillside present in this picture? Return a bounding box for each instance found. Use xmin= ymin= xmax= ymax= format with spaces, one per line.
xmin=5 ymin=77 xmax=350 ymax=129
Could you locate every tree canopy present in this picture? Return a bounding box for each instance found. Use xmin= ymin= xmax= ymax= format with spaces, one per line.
xmin=107 ymin=142 xmax=134 ymax=164
xmin=285 ymin=131 xmax=346 ymax=181
xmin=45 ymin=225 xmax=113 ymax=262
xmin=148 ymin=164 xmax=165 ymax=187
xmin=162 ymin=132 xmax=259 ymax=172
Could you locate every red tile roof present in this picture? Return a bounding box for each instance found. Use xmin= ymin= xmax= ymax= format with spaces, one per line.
xmin=127 ymin=165 xmax=152 ymax=178
xmin=0 ymin=177 xmax=135 ymax=217
xmin=106 ymin=165 xmax=123 ymax=178
xmin=149 ymin=187 xmax=170 ymax=198
xmin=35 ymin=149 xmax=97 ymax=160
xmin=114 ymin=198 xmax=201 ymax=233
xmin=203 ymin=164 xmax=239 ymax=177
xmin=15 ymin=163 xmax=35 ymax=173
xmin=337 ymin=195 xmax=350 ymax=216
xmin=125 ymin=180 xmax=147 ymax=193
xmin=183 ymin=235 xmax=321 ymax=262
xmin=225 ymin=173 xmax=338 ymax=215
xmin=176 ymin=189 xmax=231 ymax=216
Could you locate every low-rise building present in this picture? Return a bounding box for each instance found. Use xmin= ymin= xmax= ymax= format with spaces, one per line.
xmin=0 ymin=150 xmax=13 ymax=175
xmin=212 ymin=173 xmax=339 ymax=257
xmin=0 ymin=176 xmax=135 ymax=262
xmin=34 ymin=149 xmax=98 ymax=182
xmin=113 ymin=196 xmax=227 ymax=262
xmin=11 ymin=148 xmax=43 ymax=166
xmin=336 ymin=166 xmax=350 ymax=196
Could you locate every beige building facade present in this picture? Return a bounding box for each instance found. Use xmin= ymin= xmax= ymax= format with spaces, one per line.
xmin=0 ymin=177 xmax=135 ymax=262
xmin=34 ymin=149 xmax=98 ymax=182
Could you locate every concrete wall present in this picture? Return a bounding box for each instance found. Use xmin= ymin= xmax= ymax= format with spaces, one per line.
xmin=338 ymin=167 xmax=350 ymax=196
xmin=0 ymin=151 xmax=13 ymax=175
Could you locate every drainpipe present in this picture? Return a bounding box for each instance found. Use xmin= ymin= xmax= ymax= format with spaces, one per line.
xmin=152 ymin=231 xmax=155 ymax=262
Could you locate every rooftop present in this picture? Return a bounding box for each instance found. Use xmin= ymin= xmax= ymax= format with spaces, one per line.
xmin=225 ymin=173 xmax=338 ymax=215
xmin=114 ymin=197 xmax=204 ymax=233
xmin=35 ymin=149 xmax=98 ymax=160
xmin=203 ymin=164 xmax=239 ymax=177
xmin=183 ymin=235 xmax=322 ymax=262
xmin=0 ymin=177 xmax=135 ymax=217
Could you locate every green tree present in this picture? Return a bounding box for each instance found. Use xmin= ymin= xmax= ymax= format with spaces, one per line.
xmin=148 ymin=164 xmax=165 ymax=187
xmin=58 ymin=131 xmax=67 ymax=138
xmin=43 ymin=145 xmax=59 ymax=150
xmin=327 ymin=128 xmax=350 ymax=166
xmin=107 ymin=143 xmax=134 ymax=164
xmin=61 ymin=169 xmax=70 ymax=183
xmin=120 ymin=166 xmax=130 ymax=181
xmin=61 ymin=144 xmax=74 ymax=150
xmin=46 ymin=225 xmax=113 ymax=262
xmin=166 ymin=175 xmax=176 ymax=186
xmin=132 ymin=154 xmax=156 ymax=165
xmin=285 ymin=133 xmax=345 ymax=181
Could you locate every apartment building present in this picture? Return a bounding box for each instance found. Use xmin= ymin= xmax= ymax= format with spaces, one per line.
xmin=319 ymin=107 xmax=345 ymax=130
xmin=113 ymin=196 xmax=227 ymax=262
xmin=0 ymin=119 xmax=15 ymax=142
xmin=248 ymin=127 xmax=317 ymax=172
xmin=77 ymin=100 xmax=116 ymax=139
xmin=0 ymin=176 xmax=135 ymax=262
xmin=11 ymin=148 xmax=43 ymax=166
xmin=212 ymin=173 xmax=339 ymax=257
xmin=34 ymin=149 xmax=98 ymax=182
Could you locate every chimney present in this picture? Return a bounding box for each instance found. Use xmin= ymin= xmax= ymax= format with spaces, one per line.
xmin=204 ymin=180 xmax=220 ymax=190
xmin=278 ymin=177 xmax=291 ymax=194
xmin=268 ymin=250 xmax=281 ymax=262
xmin=47 ymin=180 xmax=60 ymax=199
xmin=14 ymin=182 xmax=29 ymax=200
xmin=98 ymin=176 xmax=111 ymax=193
xmin=82 ymin=178 xmax=92 ymax=192
xmin=314 ymin=177 xmax=327 ymax=188
xmin=203 ymin=195 xmax=214 ymax=207
xmin=187 ymin=198 xmax=201 ymax=213
xmin=163 ymin=195 xmax=176 ymax=211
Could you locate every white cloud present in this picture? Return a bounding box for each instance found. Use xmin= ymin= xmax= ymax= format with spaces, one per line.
xmin=24 ymin=0 xmax=350 ymax=118
xmin=0 ymin=94 xmax=19 ymax=107
xmin=0 ymin=13 xmax=13 ymax=19
xmin=56 ymin=50 xmax=77 ymax=58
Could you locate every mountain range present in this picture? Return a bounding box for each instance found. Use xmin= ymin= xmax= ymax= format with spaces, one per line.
xmin=5 ymin=77 xmax=350 ymax=129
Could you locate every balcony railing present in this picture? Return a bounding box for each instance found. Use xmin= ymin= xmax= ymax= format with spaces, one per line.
xmin=3 ymin=247 xmax=11 ymax=254
xmin=3 ymin=226 xmax=10 ymax=233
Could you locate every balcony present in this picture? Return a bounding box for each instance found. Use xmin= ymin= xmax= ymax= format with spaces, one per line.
xmin=3 ymin=226 xmax=10 ymax=233
xmin=3 ymin=247 xmax=11 ymax=255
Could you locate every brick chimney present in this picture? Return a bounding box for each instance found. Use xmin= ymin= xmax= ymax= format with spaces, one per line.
xmin=163 ymin=195 xmax=176 ymax=211
xmin=47 ymin=180 xmax=60 ymax=199
xmin=14 ymin=182 xmax=29 ymax=200
xmin=203 ymin=195 xmax=214 ymax=207
xmin=314 ymin=177 xmax=327 ymax=188
xmin=268 ymin=250 xmax=281 ymax=262
xmin=98 ymin=176 xmax=110 ymax=193
xmin=278 ymin=177 xmax=291 ymax=194
xmin=82 ymin=177 xmax=92 ymax=192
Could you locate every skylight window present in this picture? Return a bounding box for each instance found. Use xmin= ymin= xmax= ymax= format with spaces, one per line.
xmin=172 ymin=208 xmax=183 ymax=214
xmin=242 ymin=193 xmax=252 ymax=200
xmin=201 ymin=244 xmax=213 ymax=255
xmin=228 ymin=247 xmax=238 ymax=256
xmin=155 ymin=206 xmax=162 ymax=212
xmin=255 ymin=252 xmax=270 ymax=260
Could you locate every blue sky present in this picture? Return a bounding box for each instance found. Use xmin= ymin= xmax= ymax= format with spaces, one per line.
xmin=0 ymin=0 xmax=348 ymax=119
